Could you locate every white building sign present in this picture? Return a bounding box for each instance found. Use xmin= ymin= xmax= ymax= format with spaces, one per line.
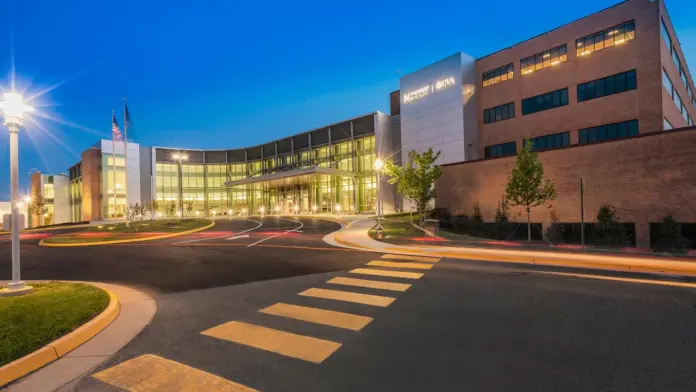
xmin=403 ymin=77 xmax=456 ymax=103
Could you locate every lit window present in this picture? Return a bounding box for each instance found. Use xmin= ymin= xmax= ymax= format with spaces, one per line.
xmin=521 ymin=44 xmax=567 ymax=75
xmin=483 ymin=64 xmax=514 ymax=87
xmin=577 ymin=20 xmax=635 ymax=57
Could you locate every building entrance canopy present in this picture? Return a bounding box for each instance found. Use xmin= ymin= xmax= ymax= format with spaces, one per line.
xmin=224 ymin=166 xmax=356 ymax=188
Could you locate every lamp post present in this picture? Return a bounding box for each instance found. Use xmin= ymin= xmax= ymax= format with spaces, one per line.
xmin=172 ymin=153 xmax=188 ymax=218
xmin=1 ymin=92 xmax=33 ymax=294
xmin=374 ymin=158 xmax=384 ymax=239
xmin=228 ymin=209 xmax=232 ymax=223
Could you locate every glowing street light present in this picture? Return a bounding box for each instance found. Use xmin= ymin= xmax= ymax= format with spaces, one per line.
xmin=23 ymin=195 xmax=32 ymax=204
xmin=212 ymin=209 xmax=217 ymax=218
xmin=293 ymin=205 xmax=299 ymax=214
xmin=274 ymin=205 xmax=280 ymax=214
xmin=242 ymin=208 xmax=247 ymax=215
xmin=195 ymin=210 xmax=200 ymax=218
xmin=335 ymin=204 xmax=342 ymax=215
xmin=260 ymin=206 xmax=265 ymax=216
xmin=0 ymin=92 xmax=34 ymax=295
xmin=17 ymin=201 xmax=24 ymax=209
xmin=312 ymin=205 xmax=318 ymax=214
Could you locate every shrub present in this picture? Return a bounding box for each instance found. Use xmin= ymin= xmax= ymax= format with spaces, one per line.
xmin=544 ymin=208 xmax=564 ymax=244
xmin=653 ymin=215 xmax=686 ymax=253
xmin=592 ymin=204 xmax=628 ymax=247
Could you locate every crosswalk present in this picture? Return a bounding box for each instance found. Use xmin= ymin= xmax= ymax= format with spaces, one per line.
xmin=92 ymin=252 xmax=442 ymax=391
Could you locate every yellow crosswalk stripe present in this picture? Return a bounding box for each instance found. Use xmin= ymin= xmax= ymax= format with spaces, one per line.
xmin=92 ymin=354 xmax=258 ymax=391
xmin=367 ymin=260 xmax=434 ymax=270
xmin=201 ymin=321 xmax=341 ymax=364
xmin=260 ymin=303 xmax=373 ymax=331
xmin=298 ymin=288 xmax=395 ymax=307
xmin=381 ymin=254 xmax=440 ymax=263
xmin=350 ymin=268 xmax=424 ymax=280
xmin=328 ymin=276 xmax=411 ymax=292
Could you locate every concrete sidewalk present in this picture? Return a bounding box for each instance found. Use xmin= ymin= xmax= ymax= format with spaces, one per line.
xmin=327 ymin=219 xmax=696 ymax=277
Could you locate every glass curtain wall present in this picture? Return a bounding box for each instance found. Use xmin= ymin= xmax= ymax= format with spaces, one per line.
xmin=70 ymin=178 xmax=82 ymax=222
xmin=102 ymin=154 xmax=127 ymax=218
xmin=153 ymin=134 xmax=378 ymax=216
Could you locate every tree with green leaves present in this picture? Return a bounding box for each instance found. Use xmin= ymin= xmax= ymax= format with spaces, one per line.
xmin=149 ymin=199 xmax=160 ymax=220
xmin=505 ymin=140 xmax=556 ymax=241
xmin=383 ymin=148 xmax=443 ymax=226
xmin=184 ymin=200 xmax=195 ymax=217
xmin=164 ymin=201 xmax=176 ymax=217
xmin=27 ymin=193 xmax=48 ymax=227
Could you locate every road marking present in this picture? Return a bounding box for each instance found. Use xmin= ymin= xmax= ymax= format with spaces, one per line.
xmin=536 ymin=270 xmax=696 ymax=289
xmin=247 ymin=218 xmax=303 ymax=247
xmin=173 ymin=219 xmax=262 ymax=244
xmin=350 ymin=268 xmax=424 ymax=279
xmin=367 ymin=260 xmax=435 ymax=270
xmin=92 ymin=354 xmax=258 ymax=391
xmin=227 ymin=234 xmax=250 ymax=240
xmin=201 ymin=321 xmax=341 ymax=364
xmin=260 ymin=303 xmax=373 ymax=331
xmin=381 ymin=254 xmax=440 ymax=263
xmin=298 ymin=287 xmax=395 ymax=307
xmin=328 ymin=276 xmax=411 ymax=292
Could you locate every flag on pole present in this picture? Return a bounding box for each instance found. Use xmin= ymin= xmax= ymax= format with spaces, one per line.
xmin=112 ymin=112 xmax=122 ymax=141
xmin=124 ymin=101 xmax=133 ymax=140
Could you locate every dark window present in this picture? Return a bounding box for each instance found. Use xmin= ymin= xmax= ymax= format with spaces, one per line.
xmin=483 ymin=64 xmax=514 ymax=87
xmin=578 ymin=120 xmax=639 ymax=145
xmin=577 ymin=20 xmax=635 ymax=57
xmin=522 ymin=88 xmax=569 ymax=115
xmin=484 ymin=142 xmax=516 ymax=158
xmin=577 ymin=70 xmax=637 ymax=102
xmin=524 ymin=132 xmax=570 ymax=151
xmin=483 ymin=102 xmax=515 ymax=124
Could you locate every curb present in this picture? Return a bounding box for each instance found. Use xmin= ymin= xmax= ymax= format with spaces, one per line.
xmin=0 ymin=224 xmax=94 ymax=235
xmin=0 ymin=287 xmax=121 ymax=387
xmin=334 ymin=228 xmax=696 ymax=278
xmin=38 ymin=220 xmax=215 ymax=247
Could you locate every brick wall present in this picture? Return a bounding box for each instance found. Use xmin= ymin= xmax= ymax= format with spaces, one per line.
xmin=476 ymin=0 xmax=663 ymax=156
xmin=436 ymin=126 xmax=696 ymax=247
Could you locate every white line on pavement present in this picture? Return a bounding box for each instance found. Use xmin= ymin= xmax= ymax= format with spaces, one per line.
xmin=247 ymin=218 xmax=304 ymax=247
xmin=227 ymin=234 xmax=250 ymax=240
xmin=172 ymin=219 xmax=263 ymax=244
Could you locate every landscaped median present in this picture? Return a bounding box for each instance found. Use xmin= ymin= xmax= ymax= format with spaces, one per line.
xmin=0 ymin=282 xmax=120 ymax=386
xmin=39 ymin=218 xmax=214 ymax=247
xmin=335 ymin=219 xmax=696 ymax=278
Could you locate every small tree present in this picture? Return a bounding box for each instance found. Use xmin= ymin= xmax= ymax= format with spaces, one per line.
xmin=184 ymin=200 xmax=195 ymax=217
xmin=544 ymin=208 xmax=565 ymax=244
xmin=27 ymin=194 xmax=48 ymax=226
xmin=653 ymin=215 xmax=686 ymax=253
xmin=164 ymin=201 xmax=176 ymax=217
xmin=383 ymin=149 xmax=443 ymax=226
xmin=149 ymin=199 xmax=160 ymax=220
xmin=592 ymin=204 xmax=628 ymax=247
xmin=505 ymin=140 xmax=556 ymax=241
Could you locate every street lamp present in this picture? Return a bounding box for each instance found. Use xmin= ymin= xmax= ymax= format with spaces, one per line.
xmin=242 ymin=208 xmax=247 ymax=215
xmin=172 ymin=152 xmax=188 ymax=218
xmin=374 ymin=158 xmax=384 ymax=239
xmin=228 ymin=209 xmax=232 ymax=222
xmin=0 ymin=92 xmax=33 ymax=295
xmin=312 ymin=205 xmax=317 ymax=214
xmin=335 ymin=204 xmax=342 ymax=215
xmin=274 ymin=205 xmax=280 ymax=215
xmin=293 ymin=205 xmax=299 ymax=215
xmin=23 ymin=195 xmax=31 ymax=204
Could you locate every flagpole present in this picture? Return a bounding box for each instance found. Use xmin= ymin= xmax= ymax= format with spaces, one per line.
xmin=111 ymin=109 xmax=117 ymax=221
xmin=123 ymin=97 xmax=129 ymax=226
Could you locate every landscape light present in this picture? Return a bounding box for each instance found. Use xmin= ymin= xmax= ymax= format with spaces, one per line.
xmin=374 ymin=158 xmax=384 ymax=171
xmin=23 ymin=196 xmax=32 ymax=204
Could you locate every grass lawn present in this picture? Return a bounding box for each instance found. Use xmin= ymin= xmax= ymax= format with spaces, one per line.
xmin=42 ymin=219 xmax=211 ymax=244
xmin=368 ymin=217 xmax=426 ymax=239
xmin=0 ymin=282 xmax=109 ymax=366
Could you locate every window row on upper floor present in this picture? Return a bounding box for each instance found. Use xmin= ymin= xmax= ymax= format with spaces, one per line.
xmin=484 ymin=119 xmax=640 ymax=159
xmin=661 ymin=18 xmax=696 ymax=110
xmin=484 ymin=69 xmax=638 ymax=122
xmin=482 ymin=20 xmax=635 ymax=87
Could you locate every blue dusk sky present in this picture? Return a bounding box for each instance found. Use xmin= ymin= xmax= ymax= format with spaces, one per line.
xmin=0 ymin=0 xmax=695 ymax=199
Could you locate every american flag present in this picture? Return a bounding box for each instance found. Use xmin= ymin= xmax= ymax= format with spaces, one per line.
xmin=112 ymin=112 xmax=122 ymax=141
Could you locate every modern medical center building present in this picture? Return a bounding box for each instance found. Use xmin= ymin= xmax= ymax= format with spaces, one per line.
xmin=36 ymin=0 xmax=696 ymax=247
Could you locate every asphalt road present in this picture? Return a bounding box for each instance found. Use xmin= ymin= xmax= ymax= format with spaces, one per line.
xmin=3 ymin=218 xmax=696 ymax=391
xmin=0 ymin=217 xmax=376 ymax=295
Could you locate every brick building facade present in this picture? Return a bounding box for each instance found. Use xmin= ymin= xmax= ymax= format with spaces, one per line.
xmin=436 ymin=125 xmax=696 ymax=248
